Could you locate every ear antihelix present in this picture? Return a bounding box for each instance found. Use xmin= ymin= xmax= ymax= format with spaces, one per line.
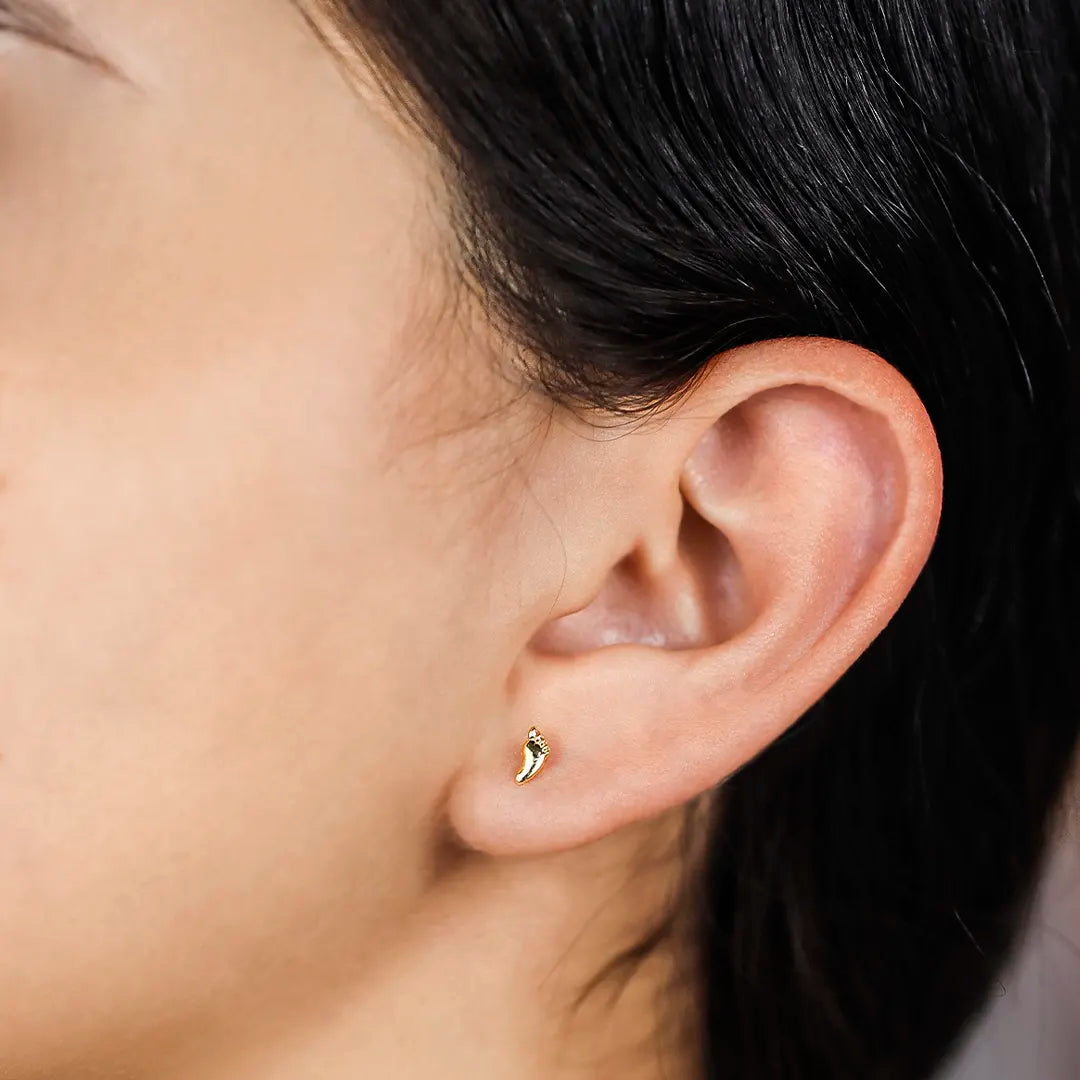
xmin=514 ymin=727 xmax=550 ymax=784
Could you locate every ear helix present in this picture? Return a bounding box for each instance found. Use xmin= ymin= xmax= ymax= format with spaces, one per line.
xmin=514 ymin=727 xmax=550 ymax=784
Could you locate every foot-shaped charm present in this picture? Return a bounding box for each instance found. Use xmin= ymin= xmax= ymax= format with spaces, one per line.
xmin=514 ymin=727 xmax=550 ymax=784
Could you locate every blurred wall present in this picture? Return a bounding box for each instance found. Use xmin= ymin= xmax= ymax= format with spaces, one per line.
xmin=940 ymin=793 xmax=1080 ymax=1079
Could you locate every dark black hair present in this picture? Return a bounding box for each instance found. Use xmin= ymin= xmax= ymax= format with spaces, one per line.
xmin=307 ymin=1 xmax=1080 ymax=1076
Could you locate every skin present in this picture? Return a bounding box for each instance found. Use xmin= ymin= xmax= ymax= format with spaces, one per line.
xmin=0 ymin=2 xmax=943 ymax=1078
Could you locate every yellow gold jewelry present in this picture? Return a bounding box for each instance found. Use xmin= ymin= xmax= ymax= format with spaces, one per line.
xmin=514 ymin=726 xmax=550 ymax=784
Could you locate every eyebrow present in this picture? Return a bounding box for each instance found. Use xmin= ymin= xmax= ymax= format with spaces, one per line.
xmin=0 ymin=0 xmax=126 ymax=80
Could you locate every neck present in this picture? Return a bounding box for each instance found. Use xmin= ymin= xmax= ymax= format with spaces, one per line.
xmin=160 ymin=808 xmax=702 ymax=1080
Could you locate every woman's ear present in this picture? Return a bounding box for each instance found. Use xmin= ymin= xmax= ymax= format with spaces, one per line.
xmin=447 ymin=337 xmax=943 ymax=856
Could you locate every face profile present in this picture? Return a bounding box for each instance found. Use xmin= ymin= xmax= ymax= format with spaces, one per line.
xmin=0 ymin=3 xmax=1076 ymax=1079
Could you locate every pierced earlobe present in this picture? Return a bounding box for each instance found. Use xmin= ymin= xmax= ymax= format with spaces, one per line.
xmin=514 ymin=727 xmax=550 ymax=784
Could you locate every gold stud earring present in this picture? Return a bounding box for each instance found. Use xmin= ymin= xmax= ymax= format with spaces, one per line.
xmin=514 ymin=726 xmax=550 ymax=784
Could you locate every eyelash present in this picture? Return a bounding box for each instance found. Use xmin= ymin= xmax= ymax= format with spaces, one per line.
xmin=0 ymin=3 xmax=112 ymax=75
xmin=0 ymin=7 xmax=27 ymax=37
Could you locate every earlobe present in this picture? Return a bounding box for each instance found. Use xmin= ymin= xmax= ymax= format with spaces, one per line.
xmin=447 ymin=338 xmax=942 ymax=859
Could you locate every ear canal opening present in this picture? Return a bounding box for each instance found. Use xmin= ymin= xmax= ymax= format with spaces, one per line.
xmin=526 ymin=499 xmax=749 ymax=658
